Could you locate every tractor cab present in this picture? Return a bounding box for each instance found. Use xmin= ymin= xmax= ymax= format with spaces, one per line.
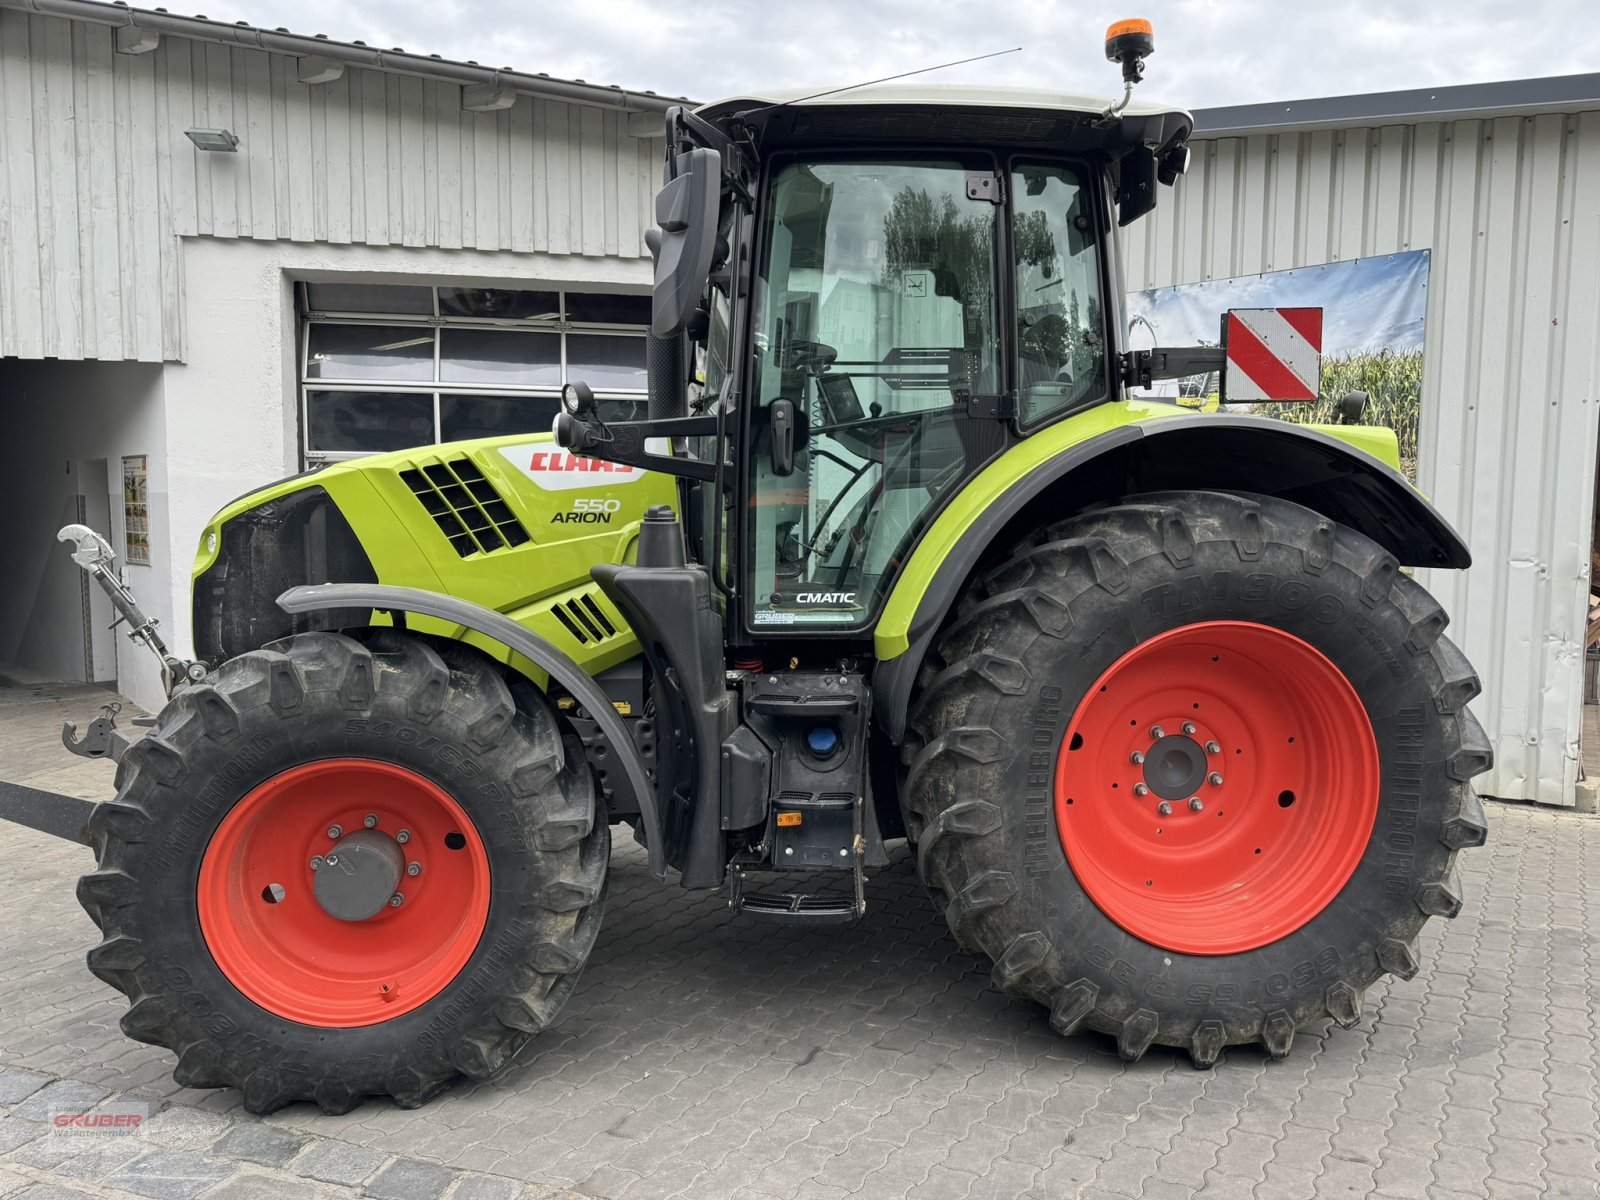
xmin=555 ymin=72 xmax=1195 ymax=642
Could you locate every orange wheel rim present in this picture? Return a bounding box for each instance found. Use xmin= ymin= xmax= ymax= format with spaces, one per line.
xmin=197 ymin=759 xmax=491 ymax=1026
xmin=1055 ymin=621 xmax=1379 ymax=955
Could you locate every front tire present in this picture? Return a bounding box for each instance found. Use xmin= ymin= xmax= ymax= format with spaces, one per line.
xmin=906 ymin=491 xmax=1490 ymax=1065
xmin=78 ymin=630 xmax=607 ymax=1113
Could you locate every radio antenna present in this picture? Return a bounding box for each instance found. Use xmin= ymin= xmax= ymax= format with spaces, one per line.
xmin=740 ymin=47 xmax=1022 ymax=117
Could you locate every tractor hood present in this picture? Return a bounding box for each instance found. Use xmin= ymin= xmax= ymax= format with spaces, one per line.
xmin=189 ymin=434 xmax=674 ymax=671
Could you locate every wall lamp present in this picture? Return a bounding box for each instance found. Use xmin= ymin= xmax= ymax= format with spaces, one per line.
xmin=184 ymin=128 xmax=239 ymax=152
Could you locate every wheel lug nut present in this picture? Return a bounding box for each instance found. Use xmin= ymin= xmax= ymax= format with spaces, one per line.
xmin=309 ymin=855 xmax=324 ymax=871
xmin=389 ymin=893 xmax=404 ymax=907
xmin=396 ymin=829 xmax=412 ymax=845
xmin=1150 ymin=725 xmax=1165 ymax=740
xmin=1188 ymin=797 xmax=1205 ymax=812
xmin=1157 ymin=802 xmax=1172 ymax=817
xmin=406 ymin=862 xmax=422 ymax=877
xmin=1182 ymin=722 xmax=1196 ymax=735
xmin=1205 ymin=740 xmax=1221 ymax=755
xmin=363 ymin=813 xmax=379 ymax=829
xmin=1208 ymin=772 xmax=1224 ymax=787
xmin=1130 ymin=750 xmax=1146 ymax=765
xmin=326 ymin=824 xmax=343 ymax=839
xmin=1133 ymin=783 xmax=1149 ymax=797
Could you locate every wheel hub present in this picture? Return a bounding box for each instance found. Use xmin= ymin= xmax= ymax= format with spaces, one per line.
xmin=1143 ymin=733 xmax=1207 ymax=800
xmin=314 ymin=830 xmax=405 ymax=921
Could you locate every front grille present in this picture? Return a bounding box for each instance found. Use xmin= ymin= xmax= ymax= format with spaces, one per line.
xmin=193 ymin=485 xmax=377 ymax=663
xmin=550 ymin=593 xmax=619 ymax=645
xmin=400 ymin=457 xmax=530 ymax=557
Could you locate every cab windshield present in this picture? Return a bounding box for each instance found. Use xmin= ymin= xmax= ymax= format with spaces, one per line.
xmin=746 ymin=156 xmax=1101 ymax=632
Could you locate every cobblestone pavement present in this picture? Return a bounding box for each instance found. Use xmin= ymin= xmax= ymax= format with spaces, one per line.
xmin=2 ymin=682 xmax=1599 ymax=1198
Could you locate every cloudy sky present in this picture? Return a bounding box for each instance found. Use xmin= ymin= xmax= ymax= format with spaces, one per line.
xmin=212 ymin=0 xmax=1597 ymax=110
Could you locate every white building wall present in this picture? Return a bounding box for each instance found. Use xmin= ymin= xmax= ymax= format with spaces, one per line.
xmin=1123 ymin=111 xmax=1600 ymax=805
xmin=0 ymin=8 xmax=664 ymax=363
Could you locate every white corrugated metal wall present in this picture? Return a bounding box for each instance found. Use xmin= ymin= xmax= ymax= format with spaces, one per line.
xmin=1123 ymin=109 xmax=1600 ymax=805
xmin=0 ymin=8 xmax=663 ymax=363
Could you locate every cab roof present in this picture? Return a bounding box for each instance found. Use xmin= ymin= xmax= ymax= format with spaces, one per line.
xmin=697 ymin=82 xmax=1189 ymax=124
xmin=694 ymin=83 xmax=1192 ymax=157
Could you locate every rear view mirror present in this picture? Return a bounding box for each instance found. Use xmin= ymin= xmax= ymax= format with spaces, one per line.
xmin=650 ymin=147 xmax=721 ymax=339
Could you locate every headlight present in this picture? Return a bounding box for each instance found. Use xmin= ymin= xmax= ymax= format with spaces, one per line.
xmin=561 ymin=380 xmax=596 ymax=416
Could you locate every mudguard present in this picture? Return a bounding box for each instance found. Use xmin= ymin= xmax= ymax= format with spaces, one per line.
xmin=873 ymin=414 xmax=1471 ymax=741
xmin=278 ymin=583 xmax=664 ymax=877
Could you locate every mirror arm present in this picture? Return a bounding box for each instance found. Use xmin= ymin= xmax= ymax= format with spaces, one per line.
xmin=553 ymin=413 xmax=723 ymax=483
xmin=1120 ymin=346 xmax=1226 ymax=390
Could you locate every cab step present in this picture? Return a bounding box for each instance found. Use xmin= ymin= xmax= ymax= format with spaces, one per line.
xmin=735 ymin=891 xmax=861 ymax=925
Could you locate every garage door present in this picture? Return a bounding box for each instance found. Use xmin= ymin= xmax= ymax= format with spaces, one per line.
xmin=298 ymin=282 xmax=649 ymax=463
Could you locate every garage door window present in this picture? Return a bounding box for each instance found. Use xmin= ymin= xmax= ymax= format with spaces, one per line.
xmin=298 ymin=283 xmax=648 ymax=462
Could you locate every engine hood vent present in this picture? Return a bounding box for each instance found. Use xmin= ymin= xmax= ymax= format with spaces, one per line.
xmin=401 ymin=457 xmax=529 ymax=557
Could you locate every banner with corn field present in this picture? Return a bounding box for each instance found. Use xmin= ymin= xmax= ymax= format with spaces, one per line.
xmin=1126 ymin=250 xmax=1430 ymax=479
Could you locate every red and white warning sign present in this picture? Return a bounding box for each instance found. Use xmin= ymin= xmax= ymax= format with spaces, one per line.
xmin=1224 ymin=308 xmax=1322 ymax=402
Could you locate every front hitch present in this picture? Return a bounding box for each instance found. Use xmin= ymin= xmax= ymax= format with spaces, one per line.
xmin=61 ymin=702 xmax=134 ymax=762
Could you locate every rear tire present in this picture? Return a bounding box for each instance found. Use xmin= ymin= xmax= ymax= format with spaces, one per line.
xmin=78 ymin=630 xmax=607 ymax=1113
xmin=905 ymin=491 xmax=1490 ymax=1066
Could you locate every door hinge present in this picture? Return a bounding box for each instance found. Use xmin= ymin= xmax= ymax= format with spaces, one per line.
xmin=965 ymin=172 xmax=1004 ymax=204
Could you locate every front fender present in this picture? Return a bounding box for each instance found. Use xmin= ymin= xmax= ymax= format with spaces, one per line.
xmin=278 ymin=583 xmax=664 ymax=878
xmin=873 ymin=412 xmax=1470 ymax=741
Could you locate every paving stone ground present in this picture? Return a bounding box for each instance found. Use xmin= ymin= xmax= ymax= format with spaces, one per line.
xmin=2 ymin=677 xmax=1599 ymax=1199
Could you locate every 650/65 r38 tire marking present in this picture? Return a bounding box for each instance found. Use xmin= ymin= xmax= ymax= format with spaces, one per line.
xmin=197 ymin=758 xmax=492 ymax=1027
xmin=1055 ymin=620 xmax=1380 ymax=956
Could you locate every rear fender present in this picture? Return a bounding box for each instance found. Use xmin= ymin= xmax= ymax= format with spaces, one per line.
xmin=873 ymin=414 xmax=1470 ymax=740
xmin=278 ymin=583 xmax=664 ymax=878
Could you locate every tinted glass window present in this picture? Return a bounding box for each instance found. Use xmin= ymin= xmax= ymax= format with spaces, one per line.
xmin=1012 ymin=163 xmax=1104 ymax=425
xmin=747 ymin=158 xmax=1001 ymax=632
xmin=306 ymin=391 xmax=435 ymax=453
xmin=564 ymin=292 xmax=651 ymax=326
xmin=440 ymin=393 xmax=560 ymax=442
xmin=438 ymin=329 xmax=561 ymax=386
xmin=305 ymin=324 xmax=435 ymax=381
xmin=438 ymin=288 xmax=562 ymax=321
xmin=566 ymin=334 xmax=647 ymax=391
xmin=303 ymin=283 xmax=434 ymax=315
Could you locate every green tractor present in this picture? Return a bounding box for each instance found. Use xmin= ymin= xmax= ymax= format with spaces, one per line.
xmin=55 ymin=23 xmax=1490 ymax=1114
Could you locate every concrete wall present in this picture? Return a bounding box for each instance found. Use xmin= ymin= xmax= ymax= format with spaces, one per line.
xmin=0 ymin=358 xmax=170 ymax=707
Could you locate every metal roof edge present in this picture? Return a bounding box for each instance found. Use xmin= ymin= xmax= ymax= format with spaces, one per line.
xmin=0 ymin=0 xmax=688 ymax=113
xmin=1192 ymin=72 xmax=1600 ymax=137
